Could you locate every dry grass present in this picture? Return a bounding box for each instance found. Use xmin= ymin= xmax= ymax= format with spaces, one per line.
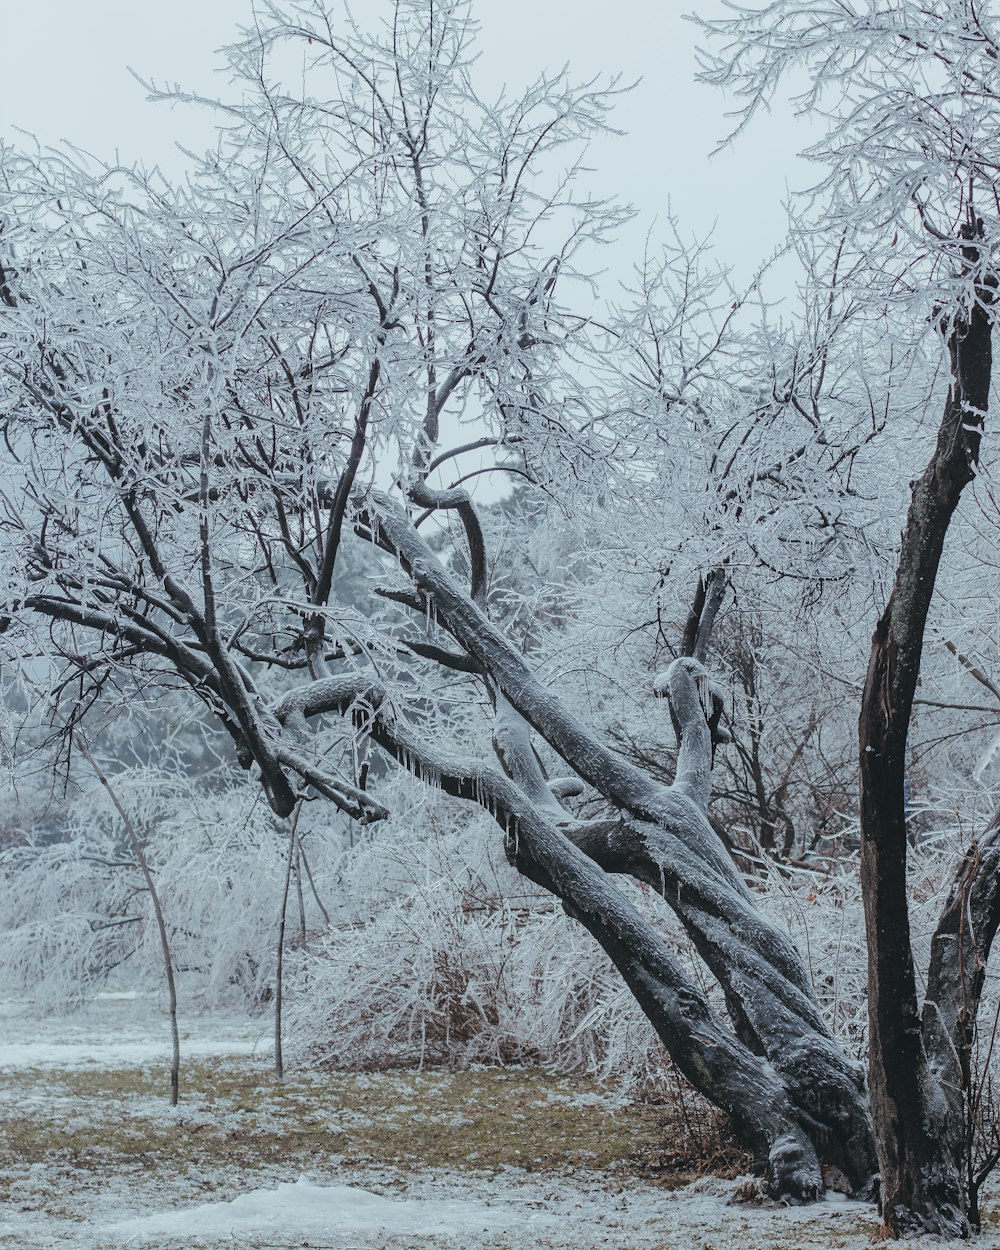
xmin=0 ymin=1056 xmax=748 ymax=1237
xmin=7 ymin=1056 xmax=999 ymax=1248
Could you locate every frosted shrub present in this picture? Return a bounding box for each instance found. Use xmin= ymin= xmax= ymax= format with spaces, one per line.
xmin=285 ymin=806 xmax=694 ymax=1094
xmin=0 ymin=839 xmax=137 ymax=1009
xmin=0 ymin=769 xmax=341 ymax=1012
xmin=285 ymin=788 xmax=1000 ymax=1120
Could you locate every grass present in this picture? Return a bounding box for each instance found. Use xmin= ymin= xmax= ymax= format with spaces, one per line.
xmin=3 ymin=1050 xmax=995 ymax=1248
xmin=0 ymin=1057 xmax=745 ymax=1233
xmin=23 ymin=1057 xmax=964 ymax=1248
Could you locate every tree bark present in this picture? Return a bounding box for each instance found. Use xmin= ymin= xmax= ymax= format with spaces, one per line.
xmin=924 ymin=808 xmax=1000 ymax=1228
xmin=859 ymin=229 xmax=993 ymax=1237
xmin=360 ymin=495 xmax=877 ymax=1195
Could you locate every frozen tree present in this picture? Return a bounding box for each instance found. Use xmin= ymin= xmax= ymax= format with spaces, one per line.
xmin=700 ymin=0 xmax=1000 ymax=1234
xmin=0 ymin=0 xmax=880 ymax=1201
xmin=6 ymin=0 xmax=1000 ymax=1226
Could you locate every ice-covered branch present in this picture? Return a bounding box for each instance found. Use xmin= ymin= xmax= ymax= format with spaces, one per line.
xmin=408 ymin=480 xmax=488 ymax=607
xmin=653 ymin=659 xmax=715 ymax=811
xmin=680 ymin=567 xmax=727 ymax=663
xmin=359 ymin=490 xmax=875 ymax=1191
xmin=491 ymin=693 xmax=571 ymax=823
xmin=363 ymin=491 xmax=663 ymax=816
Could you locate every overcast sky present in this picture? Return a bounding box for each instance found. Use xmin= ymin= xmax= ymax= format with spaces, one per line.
xmin=0 ymin=1 xmax=811 ymax=290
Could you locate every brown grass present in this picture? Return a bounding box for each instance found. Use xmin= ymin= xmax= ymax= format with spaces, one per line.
xmin=0 ymin=1057 xmax=748 ymax=1224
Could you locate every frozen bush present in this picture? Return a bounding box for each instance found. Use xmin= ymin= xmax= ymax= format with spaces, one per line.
xmin=0 ymin=769 xmax=341 ymax=1012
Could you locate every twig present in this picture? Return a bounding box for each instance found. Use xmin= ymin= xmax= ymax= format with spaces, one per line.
xmin=945 ymin=640 xmax=1000 ymax=704
xmin=74 ymin=735 xmax=181 ymax=1106
xmin=274 ymin=800 xmax=304 ymax=1082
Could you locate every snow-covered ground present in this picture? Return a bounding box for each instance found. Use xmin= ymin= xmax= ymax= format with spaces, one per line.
xmin=95 ymin=1177 xmax=880 ymax=1250
xmin=3 ymin=1168 xmax=891 ymax=1250
xmin=0 ymin=993 xmax=273 ymax=1071
xmin=0 ymin=997 xmax=992 ymax=1249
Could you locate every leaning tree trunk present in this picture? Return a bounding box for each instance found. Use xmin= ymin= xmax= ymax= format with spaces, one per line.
xmin=277 ymin=662 xmax=837 ymax=1195
xmin=859 ymin=224 xmax=994 ymax=1237
xmin=496 ymin=675 xmax=876 ymax=1195
xmin=361 ymin=490 xmax=876 ymax=1198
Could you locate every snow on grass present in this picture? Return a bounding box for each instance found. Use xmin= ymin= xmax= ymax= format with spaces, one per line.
xmin=89 ymin=1177 xmax=911 ymax=1250
xmin=1 ymin=998 xmax=997 ymax=1249
xmin=6 ymin=1168 xmax=901 ymax=1250
xmin=101 ymin=1175 xmax=533 ymax=1244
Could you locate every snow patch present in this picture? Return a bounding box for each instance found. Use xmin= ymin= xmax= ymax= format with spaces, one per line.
xmin=0 ymin=1036 xmax=270 ymax=1071
xmin=103 ymin=1175 xmax=540 ymax=1243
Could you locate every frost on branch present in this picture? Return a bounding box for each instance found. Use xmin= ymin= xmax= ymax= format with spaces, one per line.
xmin=355 ymin=491 xmax=876 ymax=1197
xmin=2 ymin=0 xmax=958 ymax=1214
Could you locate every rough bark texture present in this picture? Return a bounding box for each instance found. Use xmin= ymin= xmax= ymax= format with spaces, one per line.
xmin=859 ymin=229 xmax=993 ymax=1237
xmin=362 ymin=492 xmax=877 ymax=1197
xmin=924 ymin=809 xmax=1000 ymax=1227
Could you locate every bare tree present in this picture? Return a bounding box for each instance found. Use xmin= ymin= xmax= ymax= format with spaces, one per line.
xmin=0 ymin=0 xmax=884 ymax=1201
xmin=12 ymin=0 xmax=1000 ymax=1230
xmin=700 ymin=0 xmax=1000 ymax=1234
xmin=74 ymin=735 xmax=182 ymax=1105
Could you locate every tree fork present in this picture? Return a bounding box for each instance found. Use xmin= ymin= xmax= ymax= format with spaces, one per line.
xmin=859 ymin=224 xmax=994 ymax=1237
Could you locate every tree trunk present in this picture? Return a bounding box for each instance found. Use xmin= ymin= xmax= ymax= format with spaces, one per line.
xmin=282 ymin=668 xmax=835 ymax=1196
xmin=502 ymin=794 xmax=828 ymax=1199
xmin=363 ymin=496 xmax=876 ymax=1196
xmin=859 ymin=228 xmax=992 ymax=1237
xmin=924 ymin=808 xmax=1000 ymax=1229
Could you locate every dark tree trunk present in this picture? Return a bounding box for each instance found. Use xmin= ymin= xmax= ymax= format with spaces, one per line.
xmin=859 ymin=224 xmax=993 ymax=1237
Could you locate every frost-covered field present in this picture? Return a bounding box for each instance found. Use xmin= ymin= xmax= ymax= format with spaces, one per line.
xmin=0 ymin=997 xmax=992 ymax=1250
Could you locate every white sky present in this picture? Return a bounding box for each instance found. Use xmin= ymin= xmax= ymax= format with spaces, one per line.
xmin=0 ymin=1 xmax=811 ymax=289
